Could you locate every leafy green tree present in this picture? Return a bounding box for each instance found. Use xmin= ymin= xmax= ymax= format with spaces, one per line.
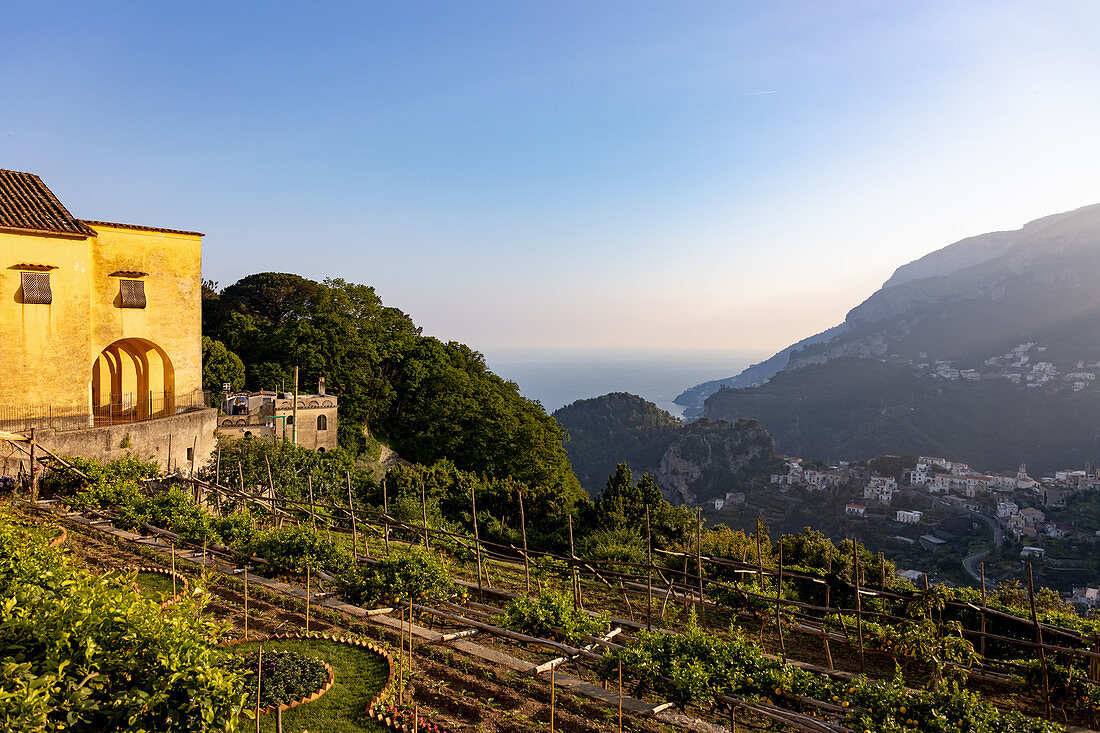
xmin=201 ymin=336 xmax=245 ymax=393
xmin=594 ymin=463 xmax=693 ymax=548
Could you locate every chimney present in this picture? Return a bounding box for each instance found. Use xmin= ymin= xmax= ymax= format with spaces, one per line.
xmin=318 ymin=376 xmax=326 ymax=396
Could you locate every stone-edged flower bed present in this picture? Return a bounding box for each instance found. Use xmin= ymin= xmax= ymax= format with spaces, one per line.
xmin=128 ymin=565 xmax=190 ymax=608
xmin=223 ymin=632 xmax=386 ymax=717
xmin=230 ymin=650 xmax=335 ymax=715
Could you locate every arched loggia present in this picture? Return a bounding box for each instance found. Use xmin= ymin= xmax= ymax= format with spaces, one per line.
xmin=91 ymin=338 xmax=175 ymax=423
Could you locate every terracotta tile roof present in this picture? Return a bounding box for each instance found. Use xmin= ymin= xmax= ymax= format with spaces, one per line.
xmin=0 ymin=170 xmax=96 ymax=237
xmin=82 ymin=220 xmax=204 ymax=237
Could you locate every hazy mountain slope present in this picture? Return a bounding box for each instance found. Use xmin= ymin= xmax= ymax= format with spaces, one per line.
xmin=676 ymin=203 xmax=1100 ymax=417
xmin=554 ymin=393 xmax=777 ymax=504
xmin=701 ymin=202 xmax=1100 ymax=473
xmin=703 ymin=359 xmax=1100 ymax=475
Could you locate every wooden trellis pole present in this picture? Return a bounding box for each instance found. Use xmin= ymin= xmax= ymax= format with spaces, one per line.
xmin=645 ymin=506 xmax=654 ymax=631
xmin=568 ymin=513 xmax=579 ymax=610
xmin=264 ymin=456 xmax=276 ymax=527
xmin=519 ymin=490 xmax=531 ymax=597
xmin=756 ymin=518 xmax=764 ymax=593
xmin=979 ymin=561 xmax=987 ymax=658
xmin=852 ymin=542 xmax=865 ymax=675
xmin=776 ymin=540 xmax=786 ymax=662
xmin=823 ymin=554 xmax=834 ymax=669
xmin=618 ymin=659 xmax=623 ymax=733
xmin=420 ymin=475 xmax=430 ymax=550
xmin=382 ymin=477 xmax=390 ymax=552
xmin=255 ymin=644 xmax=262 ymax=733
xmin=305 ymin=566 xmax=311 ymax=634
xmin=307 ymin=475 xmax=316 ymax=529
xmin=696 ymin=508 xmax=704 ymax=622
xmin=346 ymin=471 xmax=358 ymax=562
xmin=472 ymin=485 xmax=483 ymax=601
xmin=1027 ymin=562 xmax=1051 ymax=719
xmin=550 ymin=662 xmax=556 ymax=733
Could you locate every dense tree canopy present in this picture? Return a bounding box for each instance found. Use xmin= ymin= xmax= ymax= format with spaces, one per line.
xmin=203 ymin=273 xmax=581 ymax=498
xmin=200 ymin=336 xmax=245 ymax=393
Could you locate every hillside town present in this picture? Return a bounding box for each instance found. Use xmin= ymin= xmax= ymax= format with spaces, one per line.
xmin=904 ymin=343 xmax=1100 ymax=392
xmin=761 ymin=453 xmax=1100 ymax=612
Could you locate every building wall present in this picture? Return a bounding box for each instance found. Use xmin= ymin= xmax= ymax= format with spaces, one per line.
xmin=0 ymin=224 xmax=202 ymax=411
xmin=0 ymin=230 xmax=94 ymax=408
xmin=0 ymin=408 xmax=218 ymax=477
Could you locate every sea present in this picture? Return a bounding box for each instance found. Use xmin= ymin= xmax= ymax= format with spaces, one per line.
xmin=484 ymin=348 xmax=763 ymax=419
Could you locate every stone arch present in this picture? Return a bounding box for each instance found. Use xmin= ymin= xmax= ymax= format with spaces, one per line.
xmin=91 ymin=338 xmax=175 ymax=423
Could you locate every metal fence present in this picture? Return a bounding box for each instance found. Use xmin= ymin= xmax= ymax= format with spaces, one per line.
xmin=0 ymin=389 xmax=212 ymax=433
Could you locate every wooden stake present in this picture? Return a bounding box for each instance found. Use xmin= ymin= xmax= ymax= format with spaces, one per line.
xmin=347 ymin=471 xmax=358 ymax=562
xmin=568 ymin=514 xmax=579 ymax=611
xmin=29 ymin=429 xmax=37 ymax=502
xmin=519 ymin=489 xmax=531 ymax=597
xmin=979 ymin=561 xmax=987 ymax=658
xmin=307 ymin=475 xmax=316 ymax=529
xmin=420 ymin=475 xmax=429 ymax=550
xmin=167 ymin=433 xmax=172 ymax=475
xmin=382 ymin=477 xmax=390 ymax=552
xmin=879 ymin=552 xmax=886 ymax=588
xmin=776 ymin=540 xmax=786 ymax=662
xmin=215 ymin=441 xmax=222 ymax=489
xmin=550 ymin=662 xmax=556 ymax=733
xmin=255 ymin=644 xmax=262 ymax=733
xmin=852 ymin=543 xmax=865 ymax=674
xmin=823 ymin=553 xmax=834 ymax=670
xmin=264 ymin=456 xmax=276 ymax=527
xmin=170 ymin=541 xmax=177 ymax=596
xmin=618 ymin=659 xmax=623 ymax=733
xmin=238 ymin=461 xmax=246 ymax=496
xmin=1027 ymin=562 xmax=1051 ymax=719
xmin=645 ymin=506 xmax=654 ymax=631
xmin=305 ymin=566 xmax=311 ymax=634
xmin=243 ymin=566 xmax=249 ymax=639
xmin=756 ymin=518 xmax=764 ymax=593
xmin=472 ymin=486 xmax=483 ymax=601
xmin=413 ymin=702 xmax=418 ymax=733
xmin=696 ymin=508 xmax=704 ymax=622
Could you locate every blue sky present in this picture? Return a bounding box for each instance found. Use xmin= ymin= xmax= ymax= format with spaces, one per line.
xmin=4 ymin=1 xmax=1100 ymax=357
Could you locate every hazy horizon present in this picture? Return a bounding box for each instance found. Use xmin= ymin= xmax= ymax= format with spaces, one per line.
xmin=484 ymin=347 xmax=765 ymax=415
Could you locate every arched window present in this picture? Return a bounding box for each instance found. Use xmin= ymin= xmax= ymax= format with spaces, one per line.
xmin=286 ymin=416 xmax=294 ymax=425
xmin=317 ymin=414 xmax=328 ymax=431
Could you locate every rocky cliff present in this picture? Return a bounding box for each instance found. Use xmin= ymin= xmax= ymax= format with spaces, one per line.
xmin=553 ymin=393 xmax=777 ymax=504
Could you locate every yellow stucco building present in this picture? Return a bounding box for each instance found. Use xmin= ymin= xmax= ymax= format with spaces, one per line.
xmin=0 ymin=169 xmax=214 ymax=472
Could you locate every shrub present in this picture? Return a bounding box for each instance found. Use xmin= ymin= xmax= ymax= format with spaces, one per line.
xmin=339 ymin=548 xmax=461 ymax=607
xmin=496 ymin=590 xmax=610 ymax=645
xmin=0 ymin=506 xmax=247 ymax=732
xmin=246 ymin=525 xmax=349 ymax=578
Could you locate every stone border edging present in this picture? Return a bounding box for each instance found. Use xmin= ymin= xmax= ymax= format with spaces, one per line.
xmin=128 ymin=565 xmax=190 ymax=608
xmin=48 ymin=524 xmax=67 ymax=548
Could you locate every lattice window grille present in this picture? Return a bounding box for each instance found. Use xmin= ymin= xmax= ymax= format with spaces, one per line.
xmin=119 ymin=279 xmax=147 ymax=309
xmin=20 ymin=272 xmax=52 ymax=304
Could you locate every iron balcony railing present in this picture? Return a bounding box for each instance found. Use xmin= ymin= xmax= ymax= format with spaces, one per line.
xmin=0 ymin=389 xmax=213 ymax=433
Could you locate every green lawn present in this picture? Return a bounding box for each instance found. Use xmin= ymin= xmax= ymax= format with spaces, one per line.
xmin=132 ymin=570 xmax=180 ymax=602
xmin=230 ymin=638 xmax=390 ymax=732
